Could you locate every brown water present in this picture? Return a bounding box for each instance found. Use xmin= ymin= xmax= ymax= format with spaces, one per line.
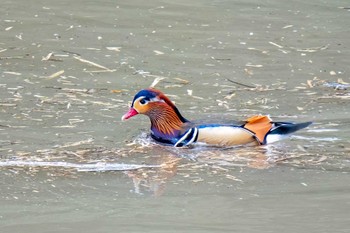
xmin=1 ymin=0 xmax=349 ymax=232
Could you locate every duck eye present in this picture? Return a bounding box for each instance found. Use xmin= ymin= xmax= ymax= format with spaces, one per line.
xmin=139 ymin=98 xmax=148 ymax=105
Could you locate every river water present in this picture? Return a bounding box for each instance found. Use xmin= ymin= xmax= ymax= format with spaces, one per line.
xmin=1 ymin=0 xmax=349 ymax=232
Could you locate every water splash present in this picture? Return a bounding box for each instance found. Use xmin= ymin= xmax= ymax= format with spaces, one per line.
xmin=291 ymin=135 xmax=340 ymax=142
xmin=128 ymin=132 xmax=155 ymax=147
xmin=0 ymin=160 xmax=161 ymax=172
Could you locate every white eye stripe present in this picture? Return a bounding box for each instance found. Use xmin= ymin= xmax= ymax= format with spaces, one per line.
xmin=134 ymin=96 xmax=164 ymax=104
xmin=134 ymin=96 xmax=148 ymax=105
xmin=150 ymin=97 xmax=165 ymax=103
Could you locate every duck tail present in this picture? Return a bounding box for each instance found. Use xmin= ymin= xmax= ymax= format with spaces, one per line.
xmin=243 ymin=115 xmax=312 ymax=145
xmin=264 ymin=121 xmax=312 ymax=144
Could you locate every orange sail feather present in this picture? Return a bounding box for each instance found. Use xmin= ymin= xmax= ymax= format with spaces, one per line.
xmin=243 ymin=115 xmax=273 ymax=144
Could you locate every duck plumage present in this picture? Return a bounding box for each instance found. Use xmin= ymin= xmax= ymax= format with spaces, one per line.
xmin=122 ymin=88 xmax=312 ymax=147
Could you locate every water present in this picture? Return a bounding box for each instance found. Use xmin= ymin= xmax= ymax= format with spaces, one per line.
xmin=1 ymin=0 xmax=349 ymax=232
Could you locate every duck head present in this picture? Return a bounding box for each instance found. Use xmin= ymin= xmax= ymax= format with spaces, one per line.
xmin=122 ymin=88 xmax=189 ymax=139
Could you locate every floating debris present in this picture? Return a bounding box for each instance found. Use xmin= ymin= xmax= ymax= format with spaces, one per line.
xmin=322 ymin=82 xmax=350 ymax=90
xmin=73 ymin=56 xmax=115 ymax=72
xmin=42 ymin=52 xmax=54 ymax=61
xmin=245 ymin=63 xmax=263 ymax=68
xmin=226 ymin=78 xmax=256 ymax=88
xmin=291 ymin=44 xmax=329 ymax=53
xmin=304 ymin=78 xmax=350 ymax=90
xmin=3 ymin=71 xmax=22 ymax=76
xmin=150 ymin=77 xmax=165 ymax=88
xmin=269 ymin=41 xmax=284 ymax=48
xmin=269 ymin=41 xmax=329 ymax=53
xmin=153 ymin=50 xmax=164 ymax=55
xmin=55 ymin=138 xmax=94 ymax=148
xmin=45 ymin=70 xmax=64 ymax=79
xmin=111 ymin=89 xmax=124 ymax=93
xmin=106 ymin=47 xmax=121 ymax=52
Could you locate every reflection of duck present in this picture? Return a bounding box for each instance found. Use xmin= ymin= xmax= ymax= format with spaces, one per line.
xmin=122 ymin=88 xmax=312 ymax=147
xmin=126 ymin=155 xmax=180 ymax=196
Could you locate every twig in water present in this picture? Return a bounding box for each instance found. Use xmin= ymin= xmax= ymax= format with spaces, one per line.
xmin=73 ymin=56 xmax=115 ymax=72
xmin=226 ymin=78 xmax=256 ymax=88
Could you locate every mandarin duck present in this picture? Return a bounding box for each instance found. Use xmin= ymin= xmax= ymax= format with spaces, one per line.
xmin=122 ymin=88 xmax=312 ymax=147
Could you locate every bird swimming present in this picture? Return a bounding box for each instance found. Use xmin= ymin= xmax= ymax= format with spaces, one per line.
xmin=122 ymin=88 xmax=312 ymax=147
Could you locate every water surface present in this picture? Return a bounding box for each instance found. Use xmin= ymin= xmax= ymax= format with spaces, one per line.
xmin=1 ymin=0 xmax=349 ymax=232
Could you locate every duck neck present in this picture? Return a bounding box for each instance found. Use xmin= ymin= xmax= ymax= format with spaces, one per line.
xmin=148 ymin=105 xmax=187 ymax=139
